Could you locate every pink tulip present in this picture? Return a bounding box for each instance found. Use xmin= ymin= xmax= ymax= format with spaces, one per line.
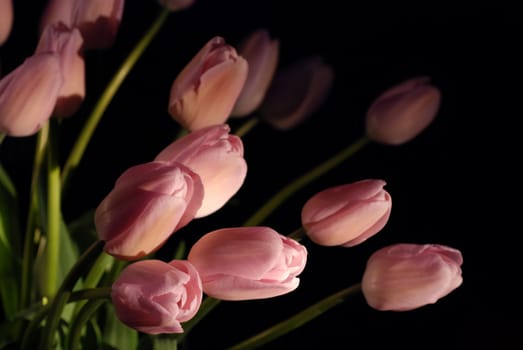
xmin=188 ymin=227 xmax=307 ymax=301
xmin=155 ymin=124 xmax=247 ymax=218
xmin=231 ymin=29 xmax=279 ymax=117
xmin=112 ymin=259 xmax=203 ymax=334
xmin=362 ymin=243 xmax=463 ymax=311
xmin=39 ymin=0 xmax=74 ymax=34
xmin=259 ymin=56 xmax=334 ymax=130
xmin=301 ymin=179 xmax=391 ymax=247
xmin=95 ymin=161 xmax=204 ymax=260
xmin=365 ymin=76 xmax=441 ymax=145
xmin=0 ymin=54 xmax=63 ymax=137
xmin=39 ymin=0 xmax=124 ymax=49
xmin=36 ymin=23 xmax=85 ymax=118
xmin=168 ymin=36 xmax=248 ymax=131
xmin=73 ymin=0 xmax=124 ymax=49
xmin=158 ymin=0 xmax=195 ymax=12
xmin=0 ymin=0 xmax=13 ymax=46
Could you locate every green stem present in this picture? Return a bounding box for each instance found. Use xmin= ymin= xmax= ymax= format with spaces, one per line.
xmin=288 ymin=227 xmax=306 ymax=241
xmin=21 ymin=125 xmax=49 ymax=308
xmin=176 ymin=296 xmax=221 ymax=344
xmin=66 ymin=298 xmax=107 ymax=350
xmin=69 ymin=287 xmax=112 ymax=303
xmin=243 ymin=135 xmax=370 ymax=226
xmin=61 ymin=8 xmax=171 ymax=193
xmin=227 ymin=283 xmax=362 ymax=350
xmin=44 ymin=121 xmax=61 ymax=298
xmin=234 ymin=116 xmax=259 ymax=137
xmin=38 ymin=240 xmax=104 ymax=350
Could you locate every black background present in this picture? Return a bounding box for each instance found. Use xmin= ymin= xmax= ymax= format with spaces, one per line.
xmin=0 ymin=1 xmax=519 ymax=349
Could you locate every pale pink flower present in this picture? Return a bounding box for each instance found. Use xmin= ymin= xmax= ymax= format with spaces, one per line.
xmin=365 ymin=76 xmax=441 ymax=145
xmin=155 ymin=124 xmax=247 ymax=218
xmin=168 ymin=36 xmax=248 ymax=131
xmin=362 ymin=243 xmax=463 ymax=311
xmin=36 ymin=23 xmax=85 ymax=117
xmin=231 ymin=29 xmax=279 ymax=117
xmin=0 ymin=54 xmax=63 ymax=136
xmin=301 ymin=179 xmax=391 ymax=247
xmin=259 ymin=56 xmax=334 ymax=130
xmin=95 ymin=161 xmax=204 ymax=260
xmin=188 ymin=227 xmax=307 ymax=301
xmin=39 ymin=0 xmax=124 ymax=49
xmin=112 ymin=259 xmax=202 ymax=334
xmin=0 ymin=0 xmax=14 ymax=46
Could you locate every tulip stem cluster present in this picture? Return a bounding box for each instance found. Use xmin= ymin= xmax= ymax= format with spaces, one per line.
xmin=243 ymin=134 xmax=370 ymax=226
xmin=61 ymin=8 xmax=171 ymax=193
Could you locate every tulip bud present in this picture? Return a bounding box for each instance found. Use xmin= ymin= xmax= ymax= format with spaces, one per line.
xmin=168 ymin=36 xmax=248 ymax=131
xmin=259 ymin=56 xmax=334 ymax=130
xmin=188 ymin=227 xmax=307 ymax=301
xmin=0 ymin=0 xmax=13 ymax=46
xmin=301 ymin=179 xmax=391 ymax=247
xmin=0 ymin=54 xmax=63 ymax=137
xmin=112 ymin=259 xmax=203 ymax=334
xmin=231 ymin=29 xmax=279 ymax=117
xmin=155 ymin=124 xmax=247 ymax=218
xmin=36 ymin=23 xmax=85 ymax=118
xmin=158 ymin=0 xmax=194 ymax=12
xmin=95 ymin=161 xmax=204 ymax=260
xmin=362 ymin=243 xmax=463 ymax=311
xmin=365 ymin=76 xmax=442 ymax=145
xmin=39 ymin=0 xmax=74 ymax=35
xmin=73 ymin=0 xmax=125 ymax=49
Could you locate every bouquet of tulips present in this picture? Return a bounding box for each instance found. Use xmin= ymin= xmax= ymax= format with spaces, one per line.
xmin=0 ymin=0 xmax=464 ymax=349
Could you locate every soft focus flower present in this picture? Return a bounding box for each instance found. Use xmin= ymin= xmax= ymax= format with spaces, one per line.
xmin=155 ymin=124 xmax=247 ymax=218
xmin=188 ymin=227 xmax=307 ymax=301
xmin=231 ymin=29 xmax=279 ymax=117
xmin=95 ymin=161 xmax=204 ymax=260
xmin=158 ymin=0 xmax=195 ymax=12
xmin=168 ymin=36 xmax=248 ymax=131
xmin=259 ymin=56 xmax=334 ymax=130
xmin=362 ymin=243 xmax=463 ymax=311
xmin=0 ymin=54 xmax=63 ymax=136
xmin=301 ymin=179 xmax=391 ymax=247
xmin=73 ymin=0 xmax=124 ymax=49
xmin=0 ymin=0 xmax=13 ymax=46
xmin=36 ymin=23 xmax=85 ymax=118
xmin=365 ymin=76 xmax=441 ymax=145
xmin=39 ymin=0 xmax=124 ymax=49
xmin=111 ymin=259 xmax=203 ymax=334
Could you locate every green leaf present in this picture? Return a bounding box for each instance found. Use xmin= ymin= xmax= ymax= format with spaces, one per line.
xmin=0 ymin=163 xmax=21 ymax=319
xmin=103 ymin=303 xmax=138 ymax=350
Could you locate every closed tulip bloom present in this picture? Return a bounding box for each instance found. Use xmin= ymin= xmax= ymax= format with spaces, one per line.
xmin=259 ymin=56 xmax=334 ymax=130
xmin=73 ymin=0 xmax=124 ymax=49
xmin=188 ymin=227 xmax=307 ymax=301
xmin=0 ymin=0 xmax=13 ymax=46
xmin=0 ymin=54 xmax=63 ymax=136
xmin=158 ymin=0 xmax=195 ymax=12
xmin=36 ymin=23 xmax=85 ymax=117
xmin=366 ymin=76 xmax=441 ymax=145
xmin=112 ymin=259 xmax=203 ymax=334
xmin=40 ymin=0 xmax=124 ymax=49
xmin=155 ymin=124 xmax=247 ymax=218
xmin=231 ymin=29 xmax=279 ymax=117
xmin=39 ymin=0 xmax=74 ymax=34
xmin=95 ymin=161 xmax=204 ymax=260
xmin=168 ymin=36 xmax=248 ymax=131
xmin=362 ymin=243 xmax=463 ymax=311
xmin=301 ymin=179 xmax=391 ymax=247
